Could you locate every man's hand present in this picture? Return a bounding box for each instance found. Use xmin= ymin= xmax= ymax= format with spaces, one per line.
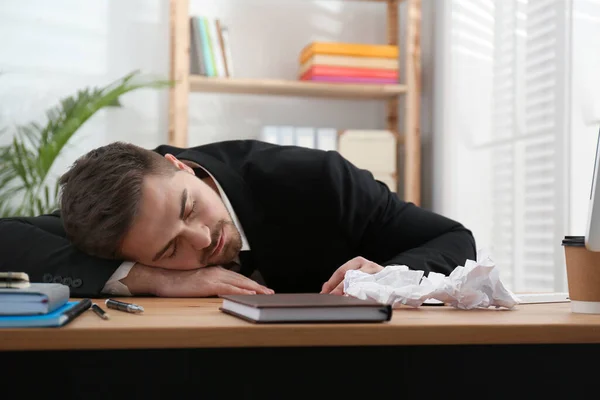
xmin=122 ymin=263 xmax=274 ymax=297
xmin=320 ymin=256 xmax=384 ymax=295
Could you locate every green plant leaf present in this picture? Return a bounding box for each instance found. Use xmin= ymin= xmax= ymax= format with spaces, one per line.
xmin=0 ymin=70 xmax=173 ymax=216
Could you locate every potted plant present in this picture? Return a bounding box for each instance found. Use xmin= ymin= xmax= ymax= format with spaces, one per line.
xmin=0 ymin=70 xmax=171 ymax=217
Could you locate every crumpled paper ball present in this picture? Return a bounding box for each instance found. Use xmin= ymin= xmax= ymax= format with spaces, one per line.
xmin=343 ymin=251 xmax=520 ymax=309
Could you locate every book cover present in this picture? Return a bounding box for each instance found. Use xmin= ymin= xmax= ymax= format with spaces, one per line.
xmin=219 ymin=293 xmax=392 ymax=323
xmin=189 ymin=17 xmax=200 ymax=75
xmin=220 ymin=23 xmax=234 ymax=77
xmin=300 ymin=75 xmax=398 ymax=84
xmin=215 ymin=19 xmax=230 ymax=77
xmin=299 ymin=65 xmax=399 ymax=80
xmin=0 ymin=283 xmax=69 ymax=315
xmin=338 ymin=129 xmax=397 ymax=172
xmin=0 ymin=300 xmax=90 ymax=328
xmin=338 ymin=129 xmax=398 ymax=192
xmin=198 ymin=16 xmax=216 ymax=77
xmin=207 ymin=18 xmax=226 ymax=78
xmin=190 ymin=17 xmax=207 ymax=76
xmin=300 ymin=54 xmax=399 ymax=71
xmin=300 ymin=42 xmax=398 ymax=64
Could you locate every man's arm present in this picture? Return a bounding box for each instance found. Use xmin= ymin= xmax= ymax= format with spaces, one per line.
xmin=121 ymin=263 xmax=273 ymax=297
xmin=325 ymin=151 xmax=477 ymax=276
xmin=0 ymin=216 xmax=121 ymax=297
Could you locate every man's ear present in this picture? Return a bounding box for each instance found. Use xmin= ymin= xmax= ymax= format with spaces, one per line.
xmin=164 ymin=153 xmax=195 ymax=175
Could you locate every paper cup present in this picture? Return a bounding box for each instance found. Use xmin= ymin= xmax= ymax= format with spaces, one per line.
xmin=562 ymin=236 xmax=600 ymax=314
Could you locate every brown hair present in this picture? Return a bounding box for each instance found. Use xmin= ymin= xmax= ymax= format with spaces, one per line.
xmin=58 ymin=141 xmax=177 ymax=259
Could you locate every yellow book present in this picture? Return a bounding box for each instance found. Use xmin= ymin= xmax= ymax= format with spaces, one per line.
xmin=299 ymin=54 xmax=399 ymax=76
xmin=300 ymin=42 xmax=398 ymax=64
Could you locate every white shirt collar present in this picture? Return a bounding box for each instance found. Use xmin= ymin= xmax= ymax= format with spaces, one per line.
xmin=196 ymin=166 xmax=250 ymax=251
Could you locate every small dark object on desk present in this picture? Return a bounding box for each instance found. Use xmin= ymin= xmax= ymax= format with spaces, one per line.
xmin=91 ymin=303 xmax=110 ymax=320
xmin=105 ymin=299 xmax=144 ymax=314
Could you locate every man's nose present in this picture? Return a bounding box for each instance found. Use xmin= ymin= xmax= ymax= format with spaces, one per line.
xmin=183 ymin=224 xmax=212 ymax=250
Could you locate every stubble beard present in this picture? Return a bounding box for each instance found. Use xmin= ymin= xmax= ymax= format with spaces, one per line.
xmin=204 ymin=219 xmax=243 ymax=267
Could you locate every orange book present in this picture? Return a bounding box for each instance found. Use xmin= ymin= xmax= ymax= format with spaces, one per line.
xmin=299 ymin=42 xmax=398 ymax=64
xmin=300 ymin=54 xmax=399 ymax=72
xmin=298 ymin=65 xmax=398 ymax=80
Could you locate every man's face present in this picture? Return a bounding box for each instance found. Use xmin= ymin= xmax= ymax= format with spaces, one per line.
xmin=120 ymin=156 xmax=243 ymax=270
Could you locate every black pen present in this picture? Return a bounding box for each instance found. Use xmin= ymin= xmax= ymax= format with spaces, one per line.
xmin=60 ymin=298 xmax=92 ymax=326
xmin=105 ymin=298 xmax=144 ymax=314
xmin=90 ymin=303 xmax=110 ymax=320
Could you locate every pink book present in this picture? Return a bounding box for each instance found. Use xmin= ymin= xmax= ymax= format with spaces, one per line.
xmin=301 ymin=75 xmax=398 ymax=84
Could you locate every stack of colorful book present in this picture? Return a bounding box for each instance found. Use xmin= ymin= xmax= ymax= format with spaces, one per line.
xmin=189 ymin=15 xmax=233 ymax=78
xmin=298 ymin=42 xmax=399 ymax=85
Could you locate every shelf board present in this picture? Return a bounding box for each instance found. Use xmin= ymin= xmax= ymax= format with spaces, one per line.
xmin=189 ymin=76 xmax=406 ymax=100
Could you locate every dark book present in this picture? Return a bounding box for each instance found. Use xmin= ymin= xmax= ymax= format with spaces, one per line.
xmin=219 ymin=293 xmax=392 ymax=323
xmin=0 ymin=283 xmax=69 ymax=315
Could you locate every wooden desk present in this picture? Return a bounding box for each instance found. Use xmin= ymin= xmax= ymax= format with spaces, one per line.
xmin=2 ymin=299 xmax=599 ymax=399
xmin=2 ymin=298 xmax=600 ymax=351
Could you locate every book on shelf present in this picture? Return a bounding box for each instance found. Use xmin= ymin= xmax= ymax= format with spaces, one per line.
xmin=189 ymin=15 xmax=232 ymax=78
xmin=0 ymin=282 xmax=69 ymax=315
xmin=278 ymin=126 xmax=295 ymax=146
xmin=300 ymin=74 xmax=398 ymax=84
xmin=299 ymin=42 xmax=399 ymax=63
xmin=300 ymin=54 xmax=399 ymax=71
xmin=260 ymin=126 xmax=279 ymax=144
xmin=338 ymin=129 xmax=398 ymax=193
xmin=299 ymin=65 xmax=398 ymax=80
xmin=315 ymin=128 xmax=337 ymax=151
xmin=294 ymin=127 xmax=316 ymax=149
xmin=190 ymin=17 xmax=207 ymax=76
xmin=298 ymin=42 xmax=399 ymax=85
xmin=260 ymin=126 xmax=334 ymax=151
xmin=219 ymin=293 xmax=392 ymax=323
xmin=258 ymin=127 xmax=398 ymax=192
xmin=215 ymin=20 xmax=231 ymax=77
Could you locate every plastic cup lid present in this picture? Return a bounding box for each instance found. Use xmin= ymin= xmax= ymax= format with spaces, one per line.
xmin=562 ymin=236 xmax=585 ymax=246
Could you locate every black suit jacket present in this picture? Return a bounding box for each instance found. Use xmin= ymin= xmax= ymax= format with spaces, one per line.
xmin=0 ymin=140 xmax=476 ymax=297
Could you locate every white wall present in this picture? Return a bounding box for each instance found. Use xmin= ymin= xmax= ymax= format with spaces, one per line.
xmin=0 ymin=0 xmax=437 ymax=205
xmin=568 ymin=0 xmax=600 ymax=236
xmin=0 ymin=0 xmax=171 ymax=180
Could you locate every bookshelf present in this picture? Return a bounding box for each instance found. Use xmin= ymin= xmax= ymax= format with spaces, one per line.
xmin=168 ymin=0 xmax=422 ymax=205
xmin=189 ymin=76 xmax=407 ymax=99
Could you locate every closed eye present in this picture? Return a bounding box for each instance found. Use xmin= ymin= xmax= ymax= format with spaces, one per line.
xmin=186 ymin=200 xmax=197 ymax=220
xmin=168 ymin=201 xmax=195 ymax=259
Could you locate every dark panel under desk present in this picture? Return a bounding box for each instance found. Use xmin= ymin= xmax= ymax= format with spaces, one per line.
xmin=3 ymin=343 xmax=596 ymax=399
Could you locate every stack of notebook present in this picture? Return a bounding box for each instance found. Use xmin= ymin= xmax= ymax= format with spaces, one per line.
xmin=0 ymin=274 xmax=85 ymax=328
xmin=298 ymin=42 xmax=399 ymax=85
xmin=189 ymin=15 xmax=233 ymax=78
